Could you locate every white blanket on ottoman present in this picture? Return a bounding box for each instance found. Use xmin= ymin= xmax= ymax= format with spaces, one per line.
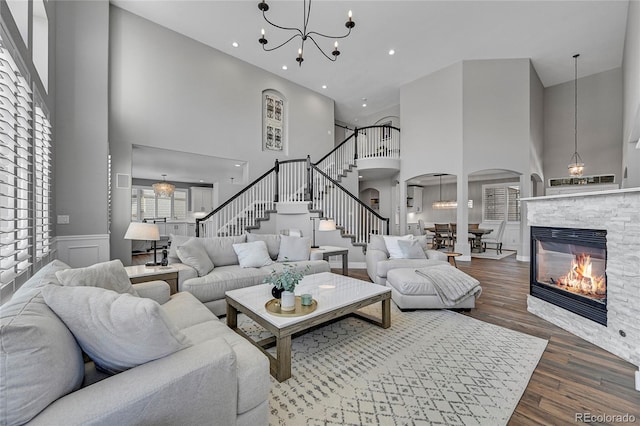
xmin=415 ymin=265 xmax=482 ymax=306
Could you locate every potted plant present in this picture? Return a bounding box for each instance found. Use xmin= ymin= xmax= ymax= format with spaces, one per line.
xmin=264 ymin=262 xmax=307 ymax=312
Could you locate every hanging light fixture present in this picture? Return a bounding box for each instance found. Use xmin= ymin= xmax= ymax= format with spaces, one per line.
xmin=257 ymin=0 xmax=355 ymax=66
xmin=152 ymin=174 xmax=175 ymax=198
xmin=431 ymin=174 xmax=473 ymax=210
xmin=432 ymin=174 xmax=456 ymax=210
xmin=568 ymin=53 xmax=585 ymax=177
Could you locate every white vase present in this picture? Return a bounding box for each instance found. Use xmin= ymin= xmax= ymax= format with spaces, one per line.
xmin=280 ymin=291 xmax=296 ymax=312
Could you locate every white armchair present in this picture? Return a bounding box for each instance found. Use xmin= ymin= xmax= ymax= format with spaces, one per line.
xmin=482 ymin=220 xmax=506 ymax=254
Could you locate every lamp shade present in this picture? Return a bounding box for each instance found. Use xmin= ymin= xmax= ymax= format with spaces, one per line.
xmin=318 ymin=219 xmax=336 ymax=231
xmin=124 ymin=222 xmax=160 ymax=241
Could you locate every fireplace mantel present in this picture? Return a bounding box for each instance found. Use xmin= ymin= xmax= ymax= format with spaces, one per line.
xmin=521 ymin=187 xmax=640 ymax=202
xmin=523 ymin=188 xmax=640 ymax=370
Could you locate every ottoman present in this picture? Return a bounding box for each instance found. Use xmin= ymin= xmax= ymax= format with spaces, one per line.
xmin=386 ymin=267 xmax=477 ymax=310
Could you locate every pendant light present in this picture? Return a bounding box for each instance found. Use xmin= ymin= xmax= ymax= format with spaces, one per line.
xmin=152 ymin=174 xmax=175 ymax=198
xmin=568 ymin=53 xmax=585 ymax=177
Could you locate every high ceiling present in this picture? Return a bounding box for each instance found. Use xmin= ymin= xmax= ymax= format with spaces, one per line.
xmin=111 ymin=0 xmax=629 ymax=124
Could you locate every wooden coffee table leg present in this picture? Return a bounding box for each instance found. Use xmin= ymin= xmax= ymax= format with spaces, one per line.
xmin=381 ymin=298 xmax=391 ymax=329
xmin=226 ymin=303 xmax=238 ymax=330
xmin=275 ymin=335 xmax=292 ymax=382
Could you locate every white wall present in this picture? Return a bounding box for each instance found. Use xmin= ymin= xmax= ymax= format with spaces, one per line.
xmin=543 ymin=68 xmax=623 ymax=183
xmin=529 ymin=63 xmax=545 ymax=181
xmin=109 ymin=6 xmax=335 ymax=262
xmin=55 ymin=1 xmax=110 ymax=241
xmin=622 ymin=0 xmax=640 ymax=188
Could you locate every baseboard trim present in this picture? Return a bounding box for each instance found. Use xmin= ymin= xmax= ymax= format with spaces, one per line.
xmin=516 ymin=255 xmax=530 ymax=262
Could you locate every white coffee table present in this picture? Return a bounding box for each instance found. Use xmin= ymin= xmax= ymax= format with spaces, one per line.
xmin=225 ymin=272 xmax=391 ymax=382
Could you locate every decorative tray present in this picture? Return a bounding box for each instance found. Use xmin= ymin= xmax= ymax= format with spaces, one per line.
xmin=265 ymin=296 xmax=318 ymax=317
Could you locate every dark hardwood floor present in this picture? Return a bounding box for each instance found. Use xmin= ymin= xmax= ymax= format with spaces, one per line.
xmin=346 ymin=257 xmax=640 ymax=425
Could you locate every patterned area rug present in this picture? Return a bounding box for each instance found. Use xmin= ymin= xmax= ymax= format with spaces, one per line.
xmin=234 ymin=304 xmax=547 ymax=426
xmin=470 ymin=250 xmax=516 ymax=260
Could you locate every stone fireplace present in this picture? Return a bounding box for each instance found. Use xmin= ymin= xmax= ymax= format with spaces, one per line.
xmin=530 ymin=226 xmax=607 ymax=326
xmin=523 ymin=188 xmax=640 ymax=369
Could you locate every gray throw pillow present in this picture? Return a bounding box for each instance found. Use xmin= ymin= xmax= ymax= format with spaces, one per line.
xmin=233 ymin=241 xmax=274 ymax=268
xmin=398 ymin=239 xmax=428 ymax=259
xmin=176 ymin=238 xmax=214 ymax=276
xmin=55 ymin=259 xmax=138 ymax=296
xmin=277 ymin=235 xmax=311 ymax=262
xmin=41 ymin=285 xmax=192 ymax=374
xmin=246 ymin=233 xmax=281 ymax=260
xmin=168 ymin=234 xmax=192 ymax=263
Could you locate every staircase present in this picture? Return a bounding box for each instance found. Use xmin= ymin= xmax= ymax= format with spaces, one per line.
xmin=197 ymin=125 xmax=400 ymax=249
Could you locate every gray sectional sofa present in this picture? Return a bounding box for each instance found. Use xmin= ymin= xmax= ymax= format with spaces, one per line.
xmin=0 ymin=260 xmax=270 ymax=425
xmin=366 ymin=234 xmax=449 ymax=285
xmin=168 ymin=233 xmax=331 ymax=316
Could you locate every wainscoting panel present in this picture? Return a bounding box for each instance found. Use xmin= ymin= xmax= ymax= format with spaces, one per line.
xmin=56 ymin=234 xmax=110 ymax=268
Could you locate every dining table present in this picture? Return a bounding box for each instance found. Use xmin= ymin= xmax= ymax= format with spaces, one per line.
xmin=426 ymin=226 xmax=493 ymax=252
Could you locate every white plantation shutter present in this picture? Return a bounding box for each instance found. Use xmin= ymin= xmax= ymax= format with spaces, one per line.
xmin=1 ymin=37 xmax=33 ymax=285
xmin=34 ymin=105 xmax=51 ymax=260
xmin=483 ymin=186 xmax=506 ymax=221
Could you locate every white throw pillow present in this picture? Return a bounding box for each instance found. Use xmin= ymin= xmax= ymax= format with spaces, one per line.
xmin=41 ymin=285 xmax=191 ymax=374
xmin=176 ymin=238 xmax=214 ymax=276
xmin=383 ymin=235 xmax=414 ymax=259
xmin=55 ymin=259 xmax=138 ymax=296
xmin=398 ymin=239 xmax=427 ymax=259
xmin=233 ymin=241 xmax=274 ymax=268
xmin=246 ymin=233 xmax=281 ymax=260
xmin=277 ymin=235 xmax=311 ymax=262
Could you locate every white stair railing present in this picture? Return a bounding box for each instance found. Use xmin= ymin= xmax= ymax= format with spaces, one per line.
xmin=197 ymin=125 xmax=397 ymax=240
xmin=310 ymin=165 xmax=388 ymax=245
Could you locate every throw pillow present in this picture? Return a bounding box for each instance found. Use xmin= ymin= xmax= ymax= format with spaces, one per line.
xmin=277 ymin=235 xmax=311 ymax=262
xmin=55 ymin=259 xmax=138 ymax=296
xmin=398 ymin=239 xmax=427 ymax=259
xmin=41 ymin=285 xmax=192 ymax=374
xmin=168 ymin=233 xmax=192 ymax=263
xmin=368 ymin=234 xmax=388 ymax=255
xmin=176 ymin=238 xmax=214 ymax=276
xmin=383 ymin=235 xmax=414 ymax=259
xmin=246 ymin=233 xmax=281 ymax=260
xmin=233 ymin=241 xmax=274 ymax=268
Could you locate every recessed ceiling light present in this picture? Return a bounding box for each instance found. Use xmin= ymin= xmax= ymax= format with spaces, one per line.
xmin=232 ymin=42 xmax=239 ymax=48
xmin=362 ymin=103 xmax=367 ymax=108
xmin=322 ymin=85 xmax=327 ymax=89
xmin=282 ymin=65 xmax=288 ymax=70
xmin=235 ymin=164 xmax=241 ymax=167
xmin=199 ymin=179 xmax=204 ymax=183
xmin=359 ymin=175 xmax=363 ymax=178
xmin=388 ymin=49 xmax=395 ymax=55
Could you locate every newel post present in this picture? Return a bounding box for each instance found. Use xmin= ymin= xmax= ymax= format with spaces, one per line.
xmin=305 ymin=155 xmax=312 ymax=202
xmin=274 ymin=159 xmax=280 ymax=203
xmin=354 ymin=127 xmax=359 ymax=161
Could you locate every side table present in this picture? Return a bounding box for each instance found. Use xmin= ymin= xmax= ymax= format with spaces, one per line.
xmin=310 ymin=246 xmax=349 ymax=276
xmin=125 ymin=265 xmax=179 ymax=295
xmin=444 ymin=252 xmax=462 ymax=268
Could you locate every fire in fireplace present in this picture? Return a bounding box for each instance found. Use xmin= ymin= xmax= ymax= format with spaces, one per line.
xmin=531 ymin=226 xmax=607 ymax=326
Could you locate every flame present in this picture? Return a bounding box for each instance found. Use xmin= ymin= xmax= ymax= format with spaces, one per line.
xmin=558 ymin=254 xmax=606 ymax=298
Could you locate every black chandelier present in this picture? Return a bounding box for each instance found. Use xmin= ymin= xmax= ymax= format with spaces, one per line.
xmin=257 ymin=0 xmax=355 ymax=66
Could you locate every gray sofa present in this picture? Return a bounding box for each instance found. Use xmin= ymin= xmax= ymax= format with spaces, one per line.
xmin=366 ymin=234 xmax=449 ymax=285
xmin=0 ymin=260 xmax=270 ymax=426
xmin=169 ymin=233 xmax=331 ymax=316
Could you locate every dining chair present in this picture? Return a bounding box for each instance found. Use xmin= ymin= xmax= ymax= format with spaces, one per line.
xmin=468 ymin=223 xmax=479 ymax=246
xmin=449 ymin=223 xmax=457 ymax=245
xmin=433 ymin=223 xmax=452 ymax=249
xmin=418 ymin=219 xmax=433 ymax=245
xmin=482 ymin=220 xmax=506 ymax=254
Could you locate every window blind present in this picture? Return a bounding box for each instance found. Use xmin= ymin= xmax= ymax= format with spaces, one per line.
xmin=1 ymin=37 xmax=33 ymax=285
xmin=482 ymin=186 xmax=506 ymax=221
xmin=34 ymin=104 xmax=51 ymax=260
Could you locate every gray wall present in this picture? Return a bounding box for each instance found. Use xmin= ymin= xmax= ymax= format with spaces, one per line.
xmin=622 ymin=0 xmax=640 ymax=188
xmin=55 ymin=1 xmax=109 ymax=237
xmin=529 ymin=63 xmax=545 ymax=181
xmin=109 ymin=6 xmax=335 ymax=262
xmin=543 ymin=68 xmax=623 ymax=184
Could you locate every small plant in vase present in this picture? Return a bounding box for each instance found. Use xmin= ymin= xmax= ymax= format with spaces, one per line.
xmin=263 ymin=262 xmax=308 ymax=312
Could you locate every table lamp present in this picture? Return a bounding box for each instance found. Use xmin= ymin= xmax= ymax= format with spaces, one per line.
xmin=124 ymin=222 xmax=160 ymax=266
xmin=310 ymin=218 xmax=336 ymax=248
